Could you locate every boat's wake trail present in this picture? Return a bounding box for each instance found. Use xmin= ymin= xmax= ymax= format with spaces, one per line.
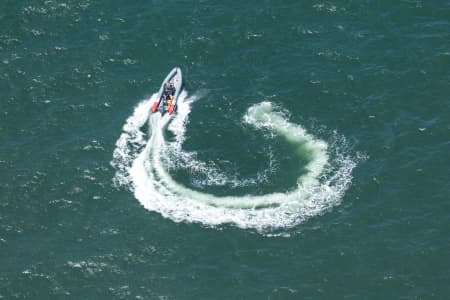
xmin=111 ymin=92 xmax=359 ymax=234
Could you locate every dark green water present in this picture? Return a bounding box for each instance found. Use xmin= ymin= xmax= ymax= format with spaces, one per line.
xmin=1 ymin=0 xmax=449 ymax=299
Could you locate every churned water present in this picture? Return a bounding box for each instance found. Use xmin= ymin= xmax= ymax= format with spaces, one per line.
xmin=1 ymin=1 xmax=449 ymax=299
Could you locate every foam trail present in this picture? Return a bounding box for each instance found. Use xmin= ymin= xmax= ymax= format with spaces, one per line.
xmin=112 ymin=93 xmax=358 ymax=233
xmin=111 ymin=97 xmax=154 ymax=187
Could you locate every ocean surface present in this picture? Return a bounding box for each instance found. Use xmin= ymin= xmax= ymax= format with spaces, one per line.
xmin=1 ymin=0 xmax=449 ymax=299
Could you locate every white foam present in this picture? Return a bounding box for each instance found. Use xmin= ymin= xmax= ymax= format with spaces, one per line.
xmin=111 ymin=96 xmax=155 ymax=187
xmin=112 ymin=93 xmax=358 ymax=234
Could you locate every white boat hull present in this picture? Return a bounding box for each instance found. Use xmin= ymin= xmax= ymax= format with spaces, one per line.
xmin=151 ymin=67 xmax=182 ymax=115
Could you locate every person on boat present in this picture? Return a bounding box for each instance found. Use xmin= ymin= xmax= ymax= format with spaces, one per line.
xmin=163 ymin=83 xmax=171 ymax=96
xmin=167 ymin=94 xmax=173 ymax=107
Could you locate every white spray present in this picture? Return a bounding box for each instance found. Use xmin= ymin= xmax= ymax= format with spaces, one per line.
xmin=111 ymin=92 xmax=358 ymax=233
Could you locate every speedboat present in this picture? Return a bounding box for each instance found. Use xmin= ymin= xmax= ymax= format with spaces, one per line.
xmin=151 ymin=67 xmax=182 ymax=115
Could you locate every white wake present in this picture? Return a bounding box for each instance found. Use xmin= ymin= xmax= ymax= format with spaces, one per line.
xmin=111 ymin=91 xmax=358 ymax=233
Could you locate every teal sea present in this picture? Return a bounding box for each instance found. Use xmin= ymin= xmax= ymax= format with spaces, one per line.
xmin=1 ymin=0 xmax=450 ymax=299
